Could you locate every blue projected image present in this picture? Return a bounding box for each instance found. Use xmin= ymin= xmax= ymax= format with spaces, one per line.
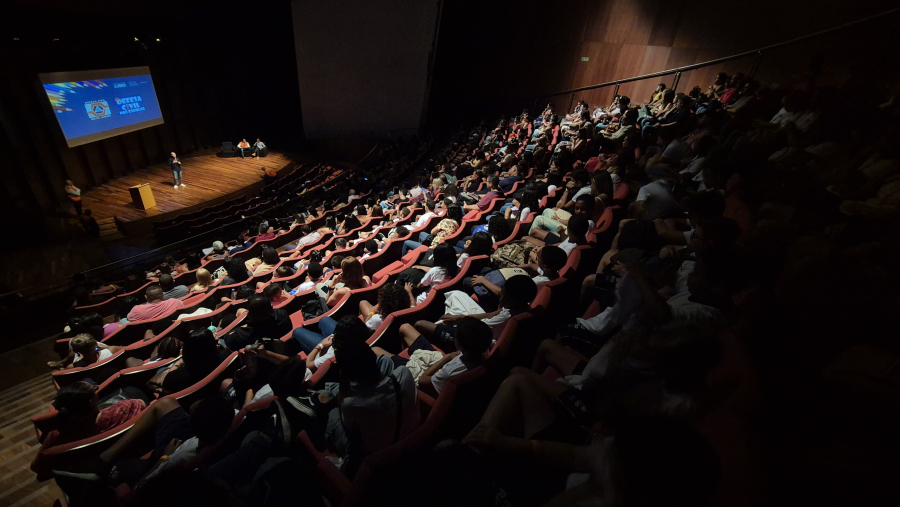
xmin=42 ymin=72 xmax=164 ymax=147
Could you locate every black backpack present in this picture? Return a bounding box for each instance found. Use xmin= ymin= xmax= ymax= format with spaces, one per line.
xmin=301 ymin=296 xmax=329 ymax=321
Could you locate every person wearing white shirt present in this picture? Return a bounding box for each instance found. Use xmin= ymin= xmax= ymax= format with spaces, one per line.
xmin=635 ymin=171 xmax=679 ymax=221
xmin=251 ymin=138 xmax=266 ymax=157
xmin=415 ymin=200 xmax=437 ymax=228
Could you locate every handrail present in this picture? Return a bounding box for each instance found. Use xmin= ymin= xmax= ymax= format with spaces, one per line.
xmin=535 ymin=7 xmax=900 ymax=102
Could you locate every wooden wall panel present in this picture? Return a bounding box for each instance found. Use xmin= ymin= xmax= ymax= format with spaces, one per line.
xmin=548 ymin=0 xmax=898 ymax=116
xmin=101 ymin=138 xmax=129 ymax=179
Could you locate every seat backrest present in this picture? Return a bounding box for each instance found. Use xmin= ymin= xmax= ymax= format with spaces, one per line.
xmin=52 ymin=350 xmax=129 ymax=389
xmin=170 ymin=352 xmax=241 ymax=408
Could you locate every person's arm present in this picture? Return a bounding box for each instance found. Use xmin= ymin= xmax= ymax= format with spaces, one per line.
xmin=305 ymin=335 xmax=333 ymax=369
xmin=441 ymin=308 xmax=502 ymax=323
xmin=515 ymin=263 xmax=540 ymax=276
xmin=98 ymin=343 xmax=124 ymax=354
xmin=470 ymin=275 xmax=502 ymax=296
xmin=652 ymin=219 xmax=689 ymax=246
xmin=418 ymin=351 xmax=461 ymax=389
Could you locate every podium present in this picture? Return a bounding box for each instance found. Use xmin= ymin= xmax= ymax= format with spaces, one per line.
xmin=129 ymin=183 xmax=156 ymax=210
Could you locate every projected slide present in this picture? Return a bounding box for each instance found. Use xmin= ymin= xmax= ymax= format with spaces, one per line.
xmin=39 ymin=67 xmax=164 ymax=148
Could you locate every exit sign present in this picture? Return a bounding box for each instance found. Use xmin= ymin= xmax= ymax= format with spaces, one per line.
xmin=581 ymin=57 xmax=590 ymax=61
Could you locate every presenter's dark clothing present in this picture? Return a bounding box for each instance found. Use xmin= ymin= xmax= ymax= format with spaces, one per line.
xmin=168 ymin=157 xmax=183 ymax=185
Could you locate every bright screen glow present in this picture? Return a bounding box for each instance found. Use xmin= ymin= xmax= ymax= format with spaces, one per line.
xmin=38 ymin=66 xmax=164 ymax=148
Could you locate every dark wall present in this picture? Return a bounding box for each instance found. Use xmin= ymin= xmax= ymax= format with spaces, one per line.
xmin=0 ymin=0 xmax=302 ymax=229
xmin=427 ymin=0 xmax=900 ymax=126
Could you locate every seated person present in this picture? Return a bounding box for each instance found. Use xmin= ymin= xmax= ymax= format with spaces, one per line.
xmin=462 ymin=176 xmax=504 ymax=214
xmin=529 ymin=193 xmax=597 ymax=244
xmin=203 ymin=240 xmax=226 ymax=261
xmin=189 ymin=268 xmax=213 ymax=293
xmin=402 ymin=243 xmax=459 ymax=305
xmin=262 ymin=283 xmax=290 ymax=306
xmin=416 ymin=275 xmax=538 ymax=346
xmin=68 ymin=333 xmax=125 ymax=369
xmin=236 ymin=138 xmax=251 ymax=158
xmin=251 ymin=138 xmax=266 ymax=157
xmin=216 ymin=257 xmax=252 ymax=286
xmin=402 ymin=205 xmax=462 ymax=256
xmin=575 ymin=246 xmax=743 ymax=342
xmin=228 ymin=235 xmax=253 ymax=255
xmin=359 ymin=283 xmax=416 ymax=333
xmin=523 ymin=214 xmax=591 ymax=256
xmin=469 ymin=245 xmax=568 ymax=310
xmin=246 ymin=247 xmax=281 ymax=275
xmin=100 ymin=395 xmax=234 ymax=488
xmin=159 ymin=274 xmax=189 ymax=300
xmin=498 ymin=165 xmax=523 ymax=193
xmin=293 ymin=261 xmax=325 ymax=293
xmin=149 ymin=328 xmax=230 ymax=394
xmin=372 ymin=317 xmax=492 ymax=396
xmin=326 ymin=327 xmax=420 ymax=470
xmin=324 ymin=256 xmax=371 ymax=306
xmin=253 ymin=223 xmax=277 ymax=242
xmin=284 ymin=224 xmax=323 ymax=254
xmin=361 ymin=238 xmax=385 ymax=259
xmin=219 ymin=295 xmax=292 ymax=351
xmin=127 ymin=286 xmax=185 ymax=322
xmin=31 ymin=381 xmax=146 ymax=479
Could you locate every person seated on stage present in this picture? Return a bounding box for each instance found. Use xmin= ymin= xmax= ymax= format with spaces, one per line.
xmin=68 ymin=333 xmax=125 ymax=369
xmin=158 ymin=274 xmax=189 ymax=300
xmin=127 ymin=286 xmax=185 ymax=323
xmin=236 ymin=138 xmax=251 ymax=158
xmin=204 ymin=240 xmax=227 ymax=260
xmin=251 ymin=138 xmax=266 ymax=157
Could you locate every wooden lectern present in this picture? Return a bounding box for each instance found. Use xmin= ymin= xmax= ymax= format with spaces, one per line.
xmin=129 ymin=183 xmax=156 ymax=210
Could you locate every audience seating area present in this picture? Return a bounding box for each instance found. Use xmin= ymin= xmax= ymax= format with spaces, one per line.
xmin=27 ymin=67 xmax=900 ymax=507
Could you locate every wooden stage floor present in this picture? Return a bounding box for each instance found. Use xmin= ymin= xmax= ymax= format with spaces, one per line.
xmin=80 ymin=151 xmax=294 ymax=227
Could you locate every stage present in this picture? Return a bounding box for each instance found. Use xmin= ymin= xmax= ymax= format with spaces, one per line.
xmin=79 ymin=151 xmax=295 ymax=234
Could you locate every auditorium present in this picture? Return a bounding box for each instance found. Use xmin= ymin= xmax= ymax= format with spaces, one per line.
xmin=0 ymin=0 xmax=898 ymax=505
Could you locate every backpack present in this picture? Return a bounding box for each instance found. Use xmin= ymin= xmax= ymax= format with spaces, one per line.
xmin=301 ymin=296 xmax=329 ymax=321
xmin=490 ymin=241 xmax=533 ymax=268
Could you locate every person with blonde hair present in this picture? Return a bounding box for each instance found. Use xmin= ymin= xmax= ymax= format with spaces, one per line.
xmin=68 ymin=334 xmax=125 ymax=368
xmin=189 ymin=268 xmax=212 ymax=292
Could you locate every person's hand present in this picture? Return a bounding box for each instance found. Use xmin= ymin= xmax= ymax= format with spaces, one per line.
xmin=471 ymin=275 xmax=487 ymax=286
xmin=566 ymin=180 xmax=576 ymax=190
xmin=463 ymin=239 xmax=472 ymax=250
xmin=659 ymin=244 xmax=678 ymax=259
xmin=163 ymin=438 xmax=183 ymax=456
xmin=319 ymin=335 xmax=334 ymax=349
xmin=440 ymin=314 xmax=462 ymax=323
xmin=556 ymin=225 xmax=565 ymax=234
xmin=404 ymin=282 xmax=414 ymax=294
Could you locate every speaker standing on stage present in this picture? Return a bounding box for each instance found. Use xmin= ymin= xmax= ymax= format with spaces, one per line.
xmin=169 ymin=152 xmax=185 ymax=188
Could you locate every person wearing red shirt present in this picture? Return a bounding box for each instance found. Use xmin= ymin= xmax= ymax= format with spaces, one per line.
xmin=126 ymin=285 xmax=185 ymax=322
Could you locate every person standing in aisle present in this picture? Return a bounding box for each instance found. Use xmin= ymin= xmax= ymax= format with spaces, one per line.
xmin=169 ymin=152 xmax=185 ymax=188
xmin=64 ymin=180 xmax=82 ymax=215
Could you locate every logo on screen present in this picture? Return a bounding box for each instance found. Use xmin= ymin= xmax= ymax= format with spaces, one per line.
xmin=115 ymin=95 xmax=146 ymax=115
xmin=84 ymin=100 xmax=111 ymax=120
